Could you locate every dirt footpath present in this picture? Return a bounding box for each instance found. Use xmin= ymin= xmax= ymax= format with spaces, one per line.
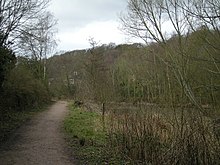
xmin=0 ymin=101 xmax=74 ymax=165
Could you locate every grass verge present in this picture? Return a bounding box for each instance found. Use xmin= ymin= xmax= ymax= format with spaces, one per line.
xmin=64 ymin=103 xmax=125 ymax=165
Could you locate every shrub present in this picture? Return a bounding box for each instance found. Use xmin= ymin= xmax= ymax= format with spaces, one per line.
xmin=2 ymin=65 xmax=50 ymax=111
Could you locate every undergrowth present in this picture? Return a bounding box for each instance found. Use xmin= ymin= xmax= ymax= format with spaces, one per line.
xmin=64 ymin=103 xmax=126 ymax=165
xmin=65 ymin=102 xmax=220 ymax=164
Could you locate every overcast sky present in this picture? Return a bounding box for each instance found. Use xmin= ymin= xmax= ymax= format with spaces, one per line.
xmin=48 ymin=0 xmax=140 ymax=52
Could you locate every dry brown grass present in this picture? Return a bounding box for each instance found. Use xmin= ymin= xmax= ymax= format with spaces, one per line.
xmin=104 ymin=103 xmax=220 ymax=164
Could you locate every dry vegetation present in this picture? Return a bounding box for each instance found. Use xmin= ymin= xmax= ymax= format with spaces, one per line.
xmin=104 ymin=103 xmax=220 ymax=164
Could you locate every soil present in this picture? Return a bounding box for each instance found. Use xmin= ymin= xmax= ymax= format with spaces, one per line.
xmin=0 ymin=101 xmax=74 ymax=165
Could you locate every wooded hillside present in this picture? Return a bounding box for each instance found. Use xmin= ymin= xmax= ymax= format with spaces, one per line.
xmin=47 ymin=28 xmax=220 ymax=112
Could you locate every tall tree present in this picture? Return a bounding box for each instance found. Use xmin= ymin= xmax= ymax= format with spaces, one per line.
xmin=0 ymin=0 xmax=51 ymax=91
xmin=18 ymin=12 xmax=57 ymax=80
xmin=121 ymin=0 xmax=220 ymax=111
xmin=0 ymin=0 xmax=50 ymax=47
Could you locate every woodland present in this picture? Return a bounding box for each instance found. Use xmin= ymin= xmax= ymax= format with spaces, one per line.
xmin=0 ymin=0 xmax=220 ymax=164
xmin=50 ymin=29 xmax=220 ymax=164
xmin=49 ymin=0 xmax=220 ymax=163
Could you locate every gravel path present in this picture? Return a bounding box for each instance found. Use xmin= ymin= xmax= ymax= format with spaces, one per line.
xmin=0 ymin=101 xmax=74 ymax=165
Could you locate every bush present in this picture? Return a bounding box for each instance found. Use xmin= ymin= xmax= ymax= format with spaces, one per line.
xmin=0 ymin=46 xmax=16 ymax=93
xmin=2 ymin=65 xmax=50 ymax=111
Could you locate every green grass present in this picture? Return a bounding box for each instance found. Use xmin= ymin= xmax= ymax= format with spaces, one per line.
xmin=64 ymin=103 xmax=125 ymax=165
xmin=64 ymin=106 xmax=105 ymax=142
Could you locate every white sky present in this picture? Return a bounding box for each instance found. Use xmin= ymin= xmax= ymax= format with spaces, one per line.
xmin=48 ymin=0 xmax=142 ymax=52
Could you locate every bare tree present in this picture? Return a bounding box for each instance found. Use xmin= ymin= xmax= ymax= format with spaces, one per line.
xmin=181 ymin=0 xmax=220 ymax=30
xmin=120 ymin=0 xmax=167 ymax=44
xmin=18 ymin=12 xmax=57 ymax=59
xmin=181 ymin=0 xmax=220 ymax=78
xmin=120 ymin=0 xmax=220 ymax=112
xmin=0 ymin=0 xmax=50 ymax=48
xmin=18 ymin=11 xmax=57 ymax=80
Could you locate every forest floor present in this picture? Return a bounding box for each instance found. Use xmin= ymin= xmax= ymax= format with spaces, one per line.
xmin=0 ymin=101 xmax=75 ymax=165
